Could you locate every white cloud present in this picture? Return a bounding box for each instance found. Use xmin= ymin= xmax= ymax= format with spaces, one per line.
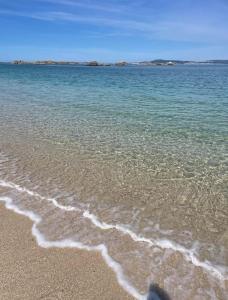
xmin=37 ymin=0 xmax=127 ymax=13
xmin=1 ymin=4 xmax=228 ymax=44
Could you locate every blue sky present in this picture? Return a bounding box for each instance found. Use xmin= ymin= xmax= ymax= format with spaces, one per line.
xmin=0 ymin=0 xmax=228 ymax=61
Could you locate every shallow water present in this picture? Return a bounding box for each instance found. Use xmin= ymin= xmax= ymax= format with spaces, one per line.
xmin=0 ymin=64 xmax=227 ymax=299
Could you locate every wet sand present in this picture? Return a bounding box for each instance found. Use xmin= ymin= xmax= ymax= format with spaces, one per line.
xmin=0 ymin=203 xmax=133 ymax=300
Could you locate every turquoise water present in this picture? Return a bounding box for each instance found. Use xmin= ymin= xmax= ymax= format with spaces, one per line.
xmin=0 ymin=64 xmax=227 ymax=299
xmin=1 ymin=64 xmax=227 ymax=155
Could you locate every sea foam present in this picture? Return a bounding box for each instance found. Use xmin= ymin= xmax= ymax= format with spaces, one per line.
xmin=0 ymin=195 xmax=145 ymax=300
xmin=0 ymin=179 xmax=227 ymax=299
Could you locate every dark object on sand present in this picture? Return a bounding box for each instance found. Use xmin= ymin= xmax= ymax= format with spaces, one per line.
xmin=147 ymin=284 xmax=171 ymax=300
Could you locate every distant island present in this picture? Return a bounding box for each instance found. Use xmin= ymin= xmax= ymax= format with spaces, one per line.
xmin=10 ymin=59 xmax=228 ymax=66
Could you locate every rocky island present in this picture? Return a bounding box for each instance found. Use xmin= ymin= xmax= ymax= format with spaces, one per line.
xmin=11 ymin=59 xmax=228 ymax=66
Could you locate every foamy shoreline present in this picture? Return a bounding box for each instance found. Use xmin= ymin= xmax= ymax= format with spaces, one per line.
xmin=0 ymin=62 xmax=227 ymax=299
xmin=1 ymin=179 xmax=226 ymax=283
xmin=0 ymin=202 xmax=134 ymax=300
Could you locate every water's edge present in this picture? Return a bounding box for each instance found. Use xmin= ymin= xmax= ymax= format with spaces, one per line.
xmin=0 ymin=194 xmax=144 ymax=300
xmin=1 ymin=178 xmax=227 ymax=299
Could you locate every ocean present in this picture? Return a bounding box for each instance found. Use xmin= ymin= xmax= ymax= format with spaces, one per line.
xmin=0 ymin=63 xmax=227 ymax=299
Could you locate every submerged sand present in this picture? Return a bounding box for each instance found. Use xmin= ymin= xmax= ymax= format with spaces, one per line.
xmin=0 ymin=204 xmax=133 ymax=300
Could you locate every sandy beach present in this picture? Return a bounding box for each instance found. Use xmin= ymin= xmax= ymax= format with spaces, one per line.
xmin=0 ymin=63 xmax=227 ymax=299
xmin=0 ymin=203 xmax=133 ymax=300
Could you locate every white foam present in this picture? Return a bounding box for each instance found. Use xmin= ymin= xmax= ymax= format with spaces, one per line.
xmin=0 ymin=180 xmax=80 ymax=212
xmin=83 ymin=210 xmax=227 ymax=281
xmin=0 ymin=179 xmax=227 ymax=283
xmin=0 ymin=196 xmax=145 ymax=300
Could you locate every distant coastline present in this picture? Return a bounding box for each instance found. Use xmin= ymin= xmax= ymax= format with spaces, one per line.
xmin=6 ymin=59 xmax=228 ymax=66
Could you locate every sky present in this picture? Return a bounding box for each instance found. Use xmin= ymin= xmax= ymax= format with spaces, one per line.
xmin=0 ymin=0 xmax=228 ymax=62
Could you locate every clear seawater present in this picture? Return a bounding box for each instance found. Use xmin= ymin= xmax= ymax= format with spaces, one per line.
xmin=0 ymin=64 xmax=227 ymax=299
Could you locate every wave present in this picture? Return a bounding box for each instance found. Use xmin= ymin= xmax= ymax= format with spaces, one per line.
xmin=0 ymin=195 xmax=145 ymax=300
xmin=0 ymin=179 xmax=227 ymax=299
xmin=83 ymin=210 xmax=227 ymax=281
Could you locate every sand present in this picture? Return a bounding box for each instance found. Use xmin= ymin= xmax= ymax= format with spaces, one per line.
xmin=0 ymin=203 xmax=133 ymax=300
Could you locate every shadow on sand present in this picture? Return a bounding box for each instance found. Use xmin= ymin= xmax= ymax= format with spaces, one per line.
xmin=147 ymin=284 xmax=171 ymax=300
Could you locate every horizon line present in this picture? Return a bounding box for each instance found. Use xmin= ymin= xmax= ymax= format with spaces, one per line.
xmin=1 ymin=58 xmax=228 ymax=63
